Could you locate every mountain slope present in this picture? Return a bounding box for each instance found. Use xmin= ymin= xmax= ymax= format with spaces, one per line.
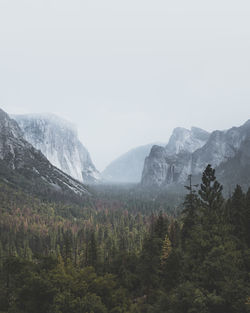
xmin=166 ymin=127 xmax=210 ymax=155
xmin=191 ymin=122 xmax=250 ymax=175
xmin=0 ymin=108 xmax=89 ymax=200
xmin=141 ymin=127 xmax=210 ymax=187
xmin=13 ymin=114 xmax=99 ymax=184
xmin=101 ymin=144 xmax=157 ymax=183
xmin=141 ymin=121 xmax=250 ymax=190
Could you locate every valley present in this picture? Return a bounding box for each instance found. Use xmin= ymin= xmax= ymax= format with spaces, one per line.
xmin=0 ymin=107 xmax=249 ymax=312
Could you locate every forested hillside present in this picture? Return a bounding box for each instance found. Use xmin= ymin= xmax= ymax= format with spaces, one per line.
xmin=0 ymin=165 xmax=250 ymax=312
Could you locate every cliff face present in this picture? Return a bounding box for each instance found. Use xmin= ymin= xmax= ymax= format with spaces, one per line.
xmin=13 ymin=114 xmax=100 ymax=184
xmin=141 ymin=121 xmax=250 ymax=190
xmin=0 ymin=108 xmax=89 ymax=196
xmin=141 ymin=127 xmax=209 ymax=187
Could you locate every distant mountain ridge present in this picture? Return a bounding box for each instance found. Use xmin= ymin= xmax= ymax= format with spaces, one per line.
xmin=141 ymin=121 xmax=250 ymax=190
xmin=6 ymin=107 xmax=250 ymax=192
xmin=0 ymin=108 xmax=89 ymax=198
xmin=101 ymin=143 xmax=162 ymax=183
xmin=13 ymin=113 xmax=100 ymax=184
xmin=101 ymin=127 xmax=210 ymax=185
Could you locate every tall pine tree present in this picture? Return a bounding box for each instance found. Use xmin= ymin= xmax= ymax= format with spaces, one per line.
xmin=181 ymin=174 xmax=199 ymax=247
xmin=199 ymin=164 xmax=224 ymax=222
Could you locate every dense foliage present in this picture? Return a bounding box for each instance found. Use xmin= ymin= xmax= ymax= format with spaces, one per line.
xmin=0 ymin=165 xmax=250 ymax=312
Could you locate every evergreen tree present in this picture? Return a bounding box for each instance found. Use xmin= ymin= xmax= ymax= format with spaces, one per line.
xmin=199 ymin=164 xmax=224 ymax=220
xmin=245 ymin=188 xmax=250 ymax=247
xmin=160 ymin=235 xmax=172 ymax=266
xmin=87 ymin=230 xmax=98 ymax=268
xmin=62 ymin=229 xmax=73 ymax=264
xmin=177 ymin=166 xmax=247 ymax=313
xmin=168 ymin=220 xmax=180 ymax=248
xmin=154 ymin=211 xmax=168 ymax=240
xmin=181 ymin=174 xmax=199 ymax=247
xmin=228 ymin=185 xmax=246 ymax=241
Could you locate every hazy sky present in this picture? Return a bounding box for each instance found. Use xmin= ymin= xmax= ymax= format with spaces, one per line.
xmin=1 ymin=0 xmax=250 ymax=170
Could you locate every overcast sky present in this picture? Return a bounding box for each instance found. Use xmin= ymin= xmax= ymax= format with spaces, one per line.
xmin=1 ymin=0 xmax=250 ymax=170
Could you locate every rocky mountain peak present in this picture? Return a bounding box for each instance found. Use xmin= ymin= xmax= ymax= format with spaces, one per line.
xmin=141 ymin=120 xmax=250 ymax=190
xmin=190 ymin=127 xmax=210 ymax=141
xmin=166 ymin=126 xmax=209 ymax=155
xmin=243 ymin=119 xmax=250 ymax=127
xmin=0 ymin=109 xmax=23 ymax=140
xmin=0 ymin=108 xmax=89 ymax=197
xmin=13 ymin=114 xmax=100 ymax=184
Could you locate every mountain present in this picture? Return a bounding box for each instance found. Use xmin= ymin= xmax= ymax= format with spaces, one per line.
xmin=141 ymin=121 xmax=250 ymax=191
xmin=102 ymin=127 xmax=208 ymax=185
xmin=101 ymin=144 xmax=158 ymax=183
xmin=13 ymin=113 xmax=100 ymax=184
xmin=191 ymin=120 xmax=250 ymax=189
xmin=141 ymin=127 xmax=210 ymax=187
xmin=166 ymin=127 xmax=210 ymax=155
xmin=0 ymin=108 xmax=89 ymax=199
xmin=191 ymin=123 xmax=249 ymax=175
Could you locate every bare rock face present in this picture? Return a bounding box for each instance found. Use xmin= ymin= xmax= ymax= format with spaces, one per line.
xmin=0 ymin=108 xmax=89 ymax=196
xmin=166 ymin=127 xmax=210 ymax=155
xmin=141 ymin=120 xmax=250 ymax=189
xmin=191 ymin=125 xmax=248 ymax=175
xmin=141 ymin=127 xmax=210 ymax=187
xmin=13 ymin=114 xmax=100 ymax=184
xmin=141 ymin=146 xmax=169 ymax=187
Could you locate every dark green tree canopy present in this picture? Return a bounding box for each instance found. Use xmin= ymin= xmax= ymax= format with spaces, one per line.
xmin=199 ymin=164 xmax=224 ymax=213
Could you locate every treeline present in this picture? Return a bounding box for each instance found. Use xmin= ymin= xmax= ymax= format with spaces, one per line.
xmin=90 ymin=183 xmax=183 ymax=216
xmin=0 ymin=165 xmax=250 ymax=312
